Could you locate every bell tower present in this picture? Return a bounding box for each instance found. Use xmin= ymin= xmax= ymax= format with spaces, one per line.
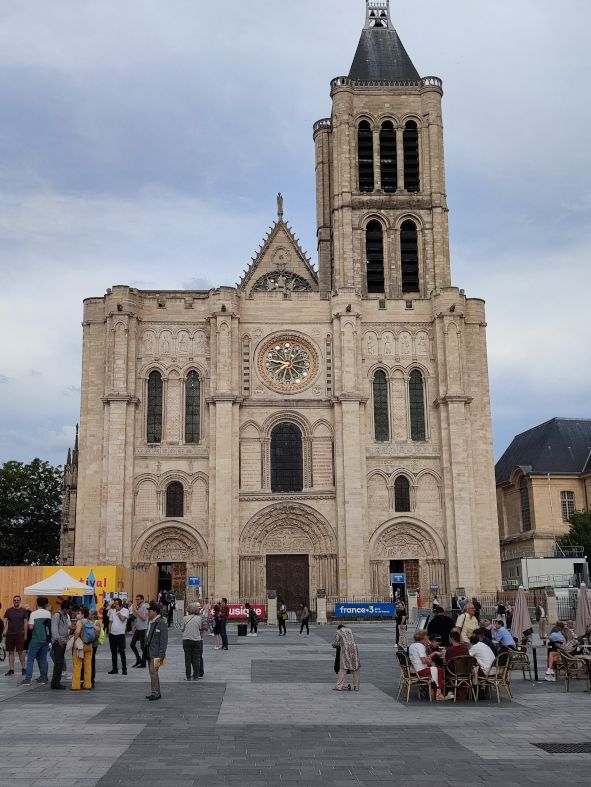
xmin=314 ymin=0 xmax=450 ymax=298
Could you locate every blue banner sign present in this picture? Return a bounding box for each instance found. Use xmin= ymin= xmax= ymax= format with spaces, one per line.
xmin=188 ymin=577 xmax=201 ymax=586
xmin=335 ymin=602 xmax=395 ymax=618
xmin=391 ymin=573 xmax=406 ymax=584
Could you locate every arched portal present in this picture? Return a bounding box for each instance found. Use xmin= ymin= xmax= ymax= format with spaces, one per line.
xmin=369 ymin=518 xmax=447 ymax=598
xmin=132 ymin=521 xmax=208 ymax=601
xmin=239 ymin=503 xmax=338 ymax=607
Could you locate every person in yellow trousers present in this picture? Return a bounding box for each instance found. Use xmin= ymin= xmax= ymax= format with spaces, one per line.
xmin=71 ymin=608 xmax=98 ymax=691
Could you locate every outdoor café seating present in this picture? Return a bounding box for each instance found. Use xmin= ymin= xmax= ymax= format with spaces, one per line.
xmin=446 ymin=655 xmax=477 ymax=703
xmin=509 ymin=644 xmax=532 ymax=681
xmin=396 ymin=650 xmax=432 ymax=703
xmin=476 ymin=651 xmax=513 ymax=703
xmin=559 ymin=652 xmax=591 ymax=693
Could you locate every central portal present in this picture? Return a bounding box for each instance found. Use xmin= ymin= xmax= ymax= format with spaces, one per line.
xmin=266 ymin=554 xmax=309 ymax=611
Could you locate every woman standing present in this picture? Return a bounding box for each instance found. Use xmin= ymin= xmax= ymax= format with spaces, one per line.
xmin=88 ymin=609 xmax=102 ymax=688
xmin=213 ymin=604 xmax=222 ymax=650
xmin=182 ymin=602 xmax=204 ymax=680
xmin=278 ymin=600 xmax=287 ymax=636
xmin=71 ymin=608 xmax=96 ymax=691
xmin=332 ymin=625 xmax=360 ymax=691
xmin=298 ymin=602 xmax=310 ymax=636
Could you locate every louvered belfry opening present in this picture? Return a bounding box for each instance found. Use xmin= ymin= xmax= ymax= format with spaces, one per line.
xmin=409 ymin=370 xmax=426 ymax=442
xmin=373 ymin=370 xmax=390 ymax=442
xmin=147 ymin=370 xmax=163 ymax=444
xmin=366 ymin=220 xmax=385 ymax=293
xmin=403 ymin=120 xmax=420 ymax=192
xmin=358 ymin=120 xmax=374 ymax=192
xmin=271 ymin=423 xmax=303 ymax=493
xmin=380 ymin=121 xmax=397 ymax=193
xmin=185 ymin=371 xmax=200 ymax=444
xmin=400 ymin=219 xmax=419 ymax=292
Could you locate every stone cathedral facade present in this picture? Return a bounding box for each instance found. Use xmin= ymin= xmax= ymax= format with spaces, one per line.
xmin=64 ymin=2 xmax=502 ymax=604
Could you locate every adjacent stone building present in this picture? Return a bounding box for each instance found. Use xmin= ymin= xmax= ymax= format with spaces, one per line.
xmin=63 ymin=1 xmax=502 ymax=604
xmin=496 ymin=417 xmax=591 ymax=578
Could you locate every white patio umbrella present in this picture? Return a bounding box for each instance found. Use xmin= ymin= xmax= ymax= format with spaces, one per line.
xmin=24 ymin=569 xmax=94 ymax=596
xmin=510 ymin=585 xmax=533 ymax=644
xmin=575 ymin=583 xmax=591 ymax=638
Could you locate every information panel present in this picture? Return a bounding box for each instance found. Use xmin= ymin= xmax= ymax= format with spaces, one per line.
xmin=335 ymin=602 xmax=395 ymax=618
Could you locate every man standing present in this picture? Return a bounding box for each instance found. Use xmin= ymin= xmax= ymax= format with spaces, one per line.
xmin=219 ymin=597 xmax=229 ymax=651
xmin=50 ymin=600 xmax=72 ymax=690
xmin=130 ymin=595 xmax=149 ymax=668
xmin=3 ymin=595 xmax=28 ymax=676
xmin=146 ymin=602 xmax=168 ymax=700
xmin=455 ymin=602 xmax=479 ymax=644
xmin=20 ymin=597 xmax=51 ymax=685
xmin=108 ymin=598 xmax=129 ymax=675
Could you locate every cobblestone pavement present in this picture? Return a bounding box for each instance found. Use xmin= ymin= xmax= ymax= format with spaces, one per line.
xmin=1 ymin=623 xmax=590 ymax=786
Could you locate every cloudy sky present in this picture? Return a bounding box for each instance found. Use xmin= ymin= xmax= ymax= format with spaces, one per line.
xmin=0 ymin=0 xmax=590 ymax=468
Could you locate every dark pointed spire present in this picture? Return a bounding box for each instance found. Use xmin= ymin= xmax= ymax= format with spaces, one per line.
xmin=349 ymin=1 xmax=420 ymax=82
xmin=67 ymin=447 xmax=72 ymax=465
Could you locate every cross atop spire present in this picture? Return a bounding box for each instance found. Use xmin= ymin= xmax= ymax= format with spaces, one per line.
xmin=365 ymin=1 xmax=393 ymax=30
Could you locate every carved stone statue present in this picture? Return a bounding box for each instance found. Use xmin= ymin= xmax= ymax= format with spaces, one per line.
xmin=277 ymin=192 xmax=284 ymax=219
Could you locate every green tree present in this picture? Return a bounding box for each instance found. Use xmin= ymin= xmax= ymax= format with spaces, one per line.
xmin=0 ymin=459 xmax=62 ymax=566
xmin=558 ymin=509 xmax=591 ymax=570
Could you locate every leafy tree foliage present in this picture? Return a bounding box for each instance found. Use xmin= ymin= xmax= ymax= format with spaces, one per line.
xmin=558 ymin=509 xmax=591 ymax=570
xmin=0 ymin=459 xmax=62 ymax=565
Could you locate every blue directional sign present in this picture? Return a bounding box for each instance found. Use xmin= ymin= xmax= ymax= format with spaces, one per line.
xmin=335 ymin=602 xmax=395 ymax=618
xmin=391 ymin=573 xmax=406 ymax=584
xmin=187 ymin=577 xmax=201 ymax=586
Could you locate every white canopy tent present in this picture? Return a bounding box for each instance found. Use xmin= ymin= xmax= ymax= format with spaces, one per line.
xmin=24 ymin=569 xmax=94 ymax=596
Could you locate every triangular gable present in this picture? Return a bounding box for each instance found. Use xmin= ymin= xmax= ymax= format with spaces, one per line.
xmin=238 ymin=219 xmax=318 ymax=294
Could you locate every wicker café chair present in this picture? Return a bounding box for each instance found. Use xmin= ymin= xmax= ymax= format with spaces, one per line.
xmin=509 ymin=645 xmax=532 ymax=681
xmin=446 ymin=655 xmax=478 ymax=703
xmin=559 ymin=652 xmax=591 ymax=693
xmin=478 ymin=651 xmax=513 ymax=704
xmin=396 ymin=650 xmax=432 ymax=703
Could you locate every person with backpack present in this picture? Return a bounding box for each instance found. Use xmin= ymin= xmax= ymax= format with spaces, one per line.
xmin=72 ymin=607 xmax=97 ymax=691
xmin=19 ymin=597 xmax=51 ymax=686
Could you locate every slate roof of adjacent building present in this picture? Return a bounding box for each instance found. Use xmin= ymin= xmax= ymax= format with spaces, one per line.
xmin=349 ymin=28 xmax=420 ymax=82
xmin=495 ymin=418 xmax=591 ymax=485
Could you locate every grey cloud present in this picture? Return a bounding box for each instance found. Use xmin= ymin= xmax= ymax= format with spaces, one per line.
xmin=0 ymin=374 xmax=10 ymax=384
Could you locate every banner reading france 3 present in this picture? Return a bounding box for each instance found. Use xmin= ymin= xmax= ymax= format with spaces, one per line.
xmin=335 ymin=602 xmax=395 ymax=618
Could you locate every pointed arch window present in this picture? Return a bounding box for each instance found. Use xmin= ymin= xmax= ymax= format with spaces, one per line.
xmin=380 ymin=121 xmax=397 ymax=193
xmin=400 ymin=219 xmax=419 ymax=293
xmin=185 ymin=371 xmax=201 ymax=444
xmin=146 ymin=371 xmax=163 ymax=444
xmin=403 ymin=120 xmax=420 ymax=192
xmin=520 ymin=476 xmax=531 ymax=531
xmin=373 ymin=370 xmax=389 ymax=442
xmin=366 ymin=220 xmax=385 ymax=293
xmin=166 ymin=481 xmax=184 ymax=518
xmin=358 ymin=120 xmax=374 ymax=192
xmin=409 ymin=370 xmax=426 ymax=441
xmin=271 ymin=423 xmax=303 ymax=492
xmin=394 ymin=476 xmax=411 ymax=512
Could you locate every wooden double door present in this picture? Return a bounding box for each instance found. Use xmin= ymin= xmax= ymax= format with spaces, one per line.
xmin=266 ymin=554 xmax=309 ymax=611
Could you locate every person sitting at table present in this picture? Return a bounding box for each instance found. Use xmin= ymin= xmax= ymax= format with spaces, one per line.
xmin=427 ymin=607 xmax=455 ymax=647
xmin=444 ymin=630 xmax=469 ymax=662
xmin=468 ymin=633 xmax=495 ymax=677
xmin=426 ymin=634 xmax=445 ymax=665
xmin=408 ymin=629 xmax=449 ymax=702
xmin=475 ymin=626 xmax=498 ymax=655
xmin=493 ymin=619 xmax=517 ymax=651
xmin=545 ymin=622 xmax=574 ymax=681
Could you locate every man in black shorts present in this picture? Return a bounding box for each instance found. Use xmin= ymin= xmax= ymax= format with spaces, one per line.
xmin=3 ymin=595 xmax=28 ymax=676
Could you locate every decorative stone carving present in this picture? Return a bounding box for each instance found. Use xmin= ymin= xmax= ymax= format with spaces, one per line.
xmin=137 ymin=525 xmax=205 ymax=563
xmin=374 ymin=523 xmax=437 ymax=561
xmin=240 ymin=503 xmax=337 ymax=556
xmin=399 ymin=332 xmax=412 ymax=356
xmin=252 ymin=270 xmax=312 ymax=292
xmin=383 ymin=332 xmax=394 ymax=356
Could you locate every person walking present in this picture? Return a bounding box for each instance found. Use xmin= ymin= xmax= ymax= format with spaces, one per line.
xmin=71 ymin=607 xmax=97 ymax=691
xmin=219 ymin=598 xmax=229 ymax=651
xmin=19 ymin=597 xmax=51 ymax=686
xmin=50 ymin=600 xmax=72 ymax=690
xmin=245 ymin=603 xmax=258 ymax=637
xmin=299 ymin=602 xmax=310 ymax=636
xmin=332 ymin=625 xmax=361 ymax=691
xmin=146 ymin=602 xmax=168 ymax=701
xmin=108 ymin=598 xmax=129 ymax=675
xmin=130 ymin=594 xmax=149 ymax=668
xmin=182 ymin=602 xmax=204 ymax=680
xmin=3 ymin=594 xmax=28 ymax=676
xmin=213 ymin=604 xmax=222 ymax=650
xmin=278 ymin=600 xmax=287 ymax=636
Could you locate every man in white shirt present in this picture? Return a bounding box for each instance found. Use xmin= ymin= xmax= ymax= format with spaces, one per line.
xmin=408 ymin=629 xmax=449 ymax=701
xmin=19 ymin=597 xmax=51 ymax=685
xmin=469 ymin=634 xmax=495 ymax=676
xmin=108 ymin=598 xmax=129 ymax=675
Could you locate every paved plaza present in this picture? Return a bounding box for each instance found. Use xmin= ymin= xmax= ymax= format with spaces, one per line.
xmin=0 ymin=623 xmax=590 ymax=786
